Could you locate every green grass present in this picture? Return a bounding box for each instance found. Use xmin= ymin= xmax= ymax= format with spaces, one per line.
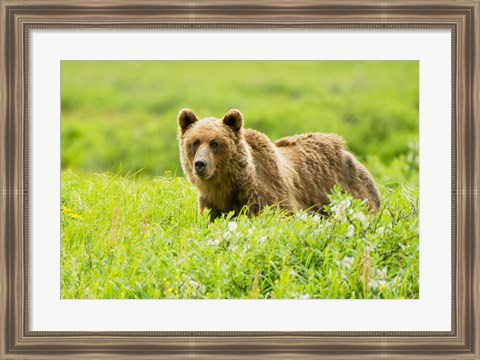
xmin=61 ymin=170 xmax=418 ymax=299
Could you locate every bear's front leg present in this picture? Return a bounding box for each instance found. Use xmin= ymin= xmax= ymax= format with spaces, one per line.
xmin=198 ymin=195 xmax=222 ymax=221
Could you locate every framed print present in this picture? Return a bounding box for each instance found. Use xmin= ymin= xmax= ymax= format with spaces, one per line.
xmin=1 ymin=1 xmax=479 ymax=359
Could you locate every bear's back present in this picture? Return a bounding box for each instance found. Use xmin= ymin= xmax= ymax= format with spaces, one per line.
xmin=275 ymin=132 xmax=345 ymax=151
xmin=274 ymin=133 xmax=350 ymax=210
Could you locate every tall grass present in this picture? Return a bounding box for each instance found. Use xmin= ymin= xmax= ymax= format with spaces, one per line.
xmin=61 ymin=170 xmax=418 ymax=299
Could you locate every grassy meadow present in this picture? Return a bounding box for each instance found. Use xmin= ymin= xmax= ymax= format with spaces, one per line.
xmin=61 ymin=61 xmax=419 ymax=299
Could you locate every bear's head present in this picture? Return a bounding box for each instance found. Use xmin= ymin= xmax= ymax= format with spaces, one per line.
xmin=177 ymin=109 xmax=244 ymax=182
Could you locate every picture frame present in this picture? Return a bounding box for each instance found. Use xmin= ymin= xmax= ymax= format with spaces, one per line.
xmin=1 ymin=0 xmax=478 ymax=359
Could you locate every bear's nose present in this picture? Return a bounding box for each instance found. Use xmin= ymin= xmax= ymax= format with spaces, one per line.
xmin=195 ymin=160 xmax=207 ymax=173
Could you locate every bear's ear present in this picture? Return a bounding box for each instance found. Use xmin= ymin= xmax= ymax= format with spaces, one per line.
xmin=222 ymin=109 xmax=243 ymax=132
xmin=178 ymin=108 xmax=199 ymax=132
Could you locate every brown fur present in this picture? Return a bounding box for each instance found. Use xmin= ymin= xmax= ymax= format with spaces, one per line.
xmin=177 ymin=109 xmax=381 ymax=220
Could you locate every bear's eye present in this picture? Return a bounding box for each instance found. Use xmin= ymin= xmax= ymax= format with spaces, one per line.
xmin=210 ymin=140 xmax=219 ymax=151
xmin=191 ymin=139 xmax=200 ymax=153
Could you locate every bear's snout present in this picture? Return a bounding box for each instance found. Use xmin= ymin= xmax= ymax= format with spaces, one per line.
xmin=192 ymin=143 xmax=215 ymax=179
xmin=195 ymin=160 xmax=207 ymax=173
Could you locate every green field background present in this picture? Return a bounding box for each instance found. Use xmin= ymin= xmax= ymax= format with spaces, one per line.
xmin=61 ymin=61 xmax=418 ymax=181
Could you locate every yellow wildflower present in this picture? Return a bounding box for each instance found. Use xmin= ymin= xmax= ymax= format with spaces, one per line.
xmin=61 ymin=205 xmax=83 ymax=221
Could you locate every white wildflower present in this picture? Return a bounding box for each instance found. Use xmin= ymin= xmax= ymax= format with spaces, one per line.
xmin=332 ymin=197 xmax=351 ymax=222
xmin=241 ymin=243 xmax=251 ymax=254
xmin=339 ymin=256 xmax=355 ymax=269
xmin=368 ymin=279 xmax=387 ymax=290
xmin=258 ymin=236 xmax=268 ymax=245
xmin=189 ymin=280 xmax=206 ymax=296
xmin=189 ymin=280 xmax=200 ymax=289
xmin=346 ymin=224 xmax=355 ymax=238
xmin=333 ymin=206 xmax=345 ymax=222
xmin=208 ymin=238 xmax=220 ymax=246
xmin=296 ymin=212 xmax=308 ymax=222
xmin=227 ymin=221 xmax=237 ymax=233
xmin=351 ymin=212 xmax=368 ymax=226
xmin=368 ymin=267 xmax=388 ymax=290
xmin=312 ymin=214 xmax=321 ymax=223
xmin=376 ymin=267 xmax=388 ymax=280
xmin=376 ymin=226 xmax=385 ymax=236
xmin=298 ymin=294 xmax=311 ymax=300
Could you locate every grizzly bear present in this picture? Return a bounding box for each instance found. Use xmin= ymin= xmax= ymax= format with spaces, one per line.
xmin=177 ymin=109 xmax=380 ymax=220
